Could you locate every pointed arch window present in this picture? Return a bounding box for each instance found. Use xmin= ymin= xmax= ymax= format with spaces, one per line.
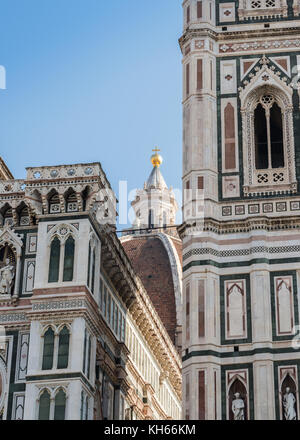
xmin=83 ymin=330 xmax=92 ymax=380
xmin=38 ymin=390 xmax=51 ymax=420
xmin=57 ymin=326 xmax=70 ymax=369
xmin=63 ymin=236 xmax=75 ymax=282
xmin=48 ymin=192 xmax=60 ymax=214
xmin=48 ymin=237 xmax=61 ymax=283
xmin=1 ymin=204 xmax=13 ymax=227
xmin=65 ymin=190 xmax=78 ymax=213
xmin=38 ymin=388 xmax=67 ymax=420
xmin=148 ymin=209 xmax=154 ymax=229
xmin=54 ymin=389 xmax=66 ymax=420
xmin=48 ymin=233 xmax=76 ymax=284
xmin=42 ymin=328 xmax=55 ymax=370
xmin=87 ymin=239 xmax=98 ymax=294
xmin=254 ymin=94 xmax=284 ymax=170
xmin=241 ymin=83 xmax=296 ymax=196
xmin=42 ymin=326 xmax=70 ymax=371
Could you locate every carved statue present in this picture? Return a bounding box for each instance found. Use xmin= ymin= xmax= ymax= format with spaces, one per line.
xmin=0 ymin=258 xmax=15 ymax=295
xmin=232 ymin=393 xmax=245 ymax=420
xmin=283 ymin=387 xmax=297 ymax=420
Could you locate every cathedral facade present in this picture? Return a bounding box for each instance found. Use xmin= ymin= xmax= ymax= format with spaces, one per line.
xmin=0 ymin=160 xmax=181 ymax=420
xmin=179 ymin=0 xmax=300 ymax=420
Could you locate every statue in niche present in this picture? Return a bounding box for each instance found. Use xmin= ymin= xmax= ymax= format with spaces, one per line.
xmin=0 ymin=246 xmax=16 ymax=295
xmin=0 ymin=258 xmax=15 ymax=295
xmin=232 ymin=393 xmax=245 ymax=420
xmin=283 ymin=387 xmax=297 ymax=420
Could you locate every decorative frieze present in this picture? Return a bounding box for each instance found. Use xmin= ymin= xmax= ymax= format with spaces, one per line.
xmin=220 ymin=38 xmax=300 ymax=54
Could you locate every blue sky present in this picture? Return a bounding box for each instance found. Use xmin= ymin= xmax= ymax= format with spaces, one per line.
xmin=0 ymin=0 xmax=183 ymax=228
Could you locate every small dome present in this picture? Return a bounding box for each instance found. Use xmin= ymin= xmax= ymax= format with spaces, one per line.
xmin=146 ymin=166 xmax=168 ymax=190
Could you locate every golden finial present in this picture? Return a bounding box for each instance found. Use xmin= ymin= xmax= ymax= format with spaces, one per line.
xmin=151 ymin=147 xmax=163 ymax=168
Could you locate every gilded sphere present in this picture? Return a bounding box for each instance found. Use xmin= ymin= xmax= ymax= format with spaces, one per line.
xmin=151 ymin=153 xmax=163 ymax=167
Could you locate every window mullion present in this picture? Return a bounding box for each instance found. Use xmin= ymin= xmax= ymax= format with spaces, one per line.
xmin=53 ymin=334 xmax=59 ymax=369
xmin=59 ymin=242 xmax=65 ymax=282
xmin=50 ymin=397 xmax=55 ymax=420
xmin=265 ymin=108 xmax=272 ymax=169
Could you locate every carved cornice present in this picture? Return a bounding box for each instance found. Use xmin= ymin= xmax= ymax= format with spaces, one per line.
xmin=180 ymin=26 xmax=300 ymax=52
xmin=179 ymin=215 xmax=300 ymax=238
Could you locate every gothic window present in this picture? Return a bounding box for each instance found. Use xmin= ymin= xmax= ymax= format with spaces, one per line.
xmin=38 ymin=388 xmax=67 ymax=420
xmin=42 ymin=328 xmax=55 ymax=370
xmin=48 ymin=237 xmax=61 ymax=283
xmin=148 ymin=209 xmax=154 ymax=229
xmin=17 ymin=204 xmax=30 ymax=226
xmin=57 ymin=326 xmax=70 ymax=369
xmin=42 ymin=326 xmax=70 ymax=371
xmin=82 ymin=186 xmax=91 ymax=211
xmin=83 ymin=330 xmax=92 ymax=380
xmin=48 ymin=191 xmax=60 ymax=214
xmin=54 ymin=389 xmax=66 ymax=420
xmin=254 ymin=95 xmax=284 ymax=170
xmin=87 ymin=239 xmax=97 ymax=294
xmin=38 ymin=390 xmax=51 ymax=420
xmin=1 ymin=204 xmax=13 ymax=227
xmin=241 ymin=82 xmax=296 ymax=195
xmin=63 ymin=236 xmax=75 ymax=282
xmin=65 ymin=189 xmax=78 ymax=213
xmin=48 ymin=229 xmax=76 ymax=284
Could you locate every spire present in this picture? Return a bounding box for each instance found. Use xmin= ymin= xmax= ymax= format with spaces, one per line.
xmin=146 ymin=148 xmax=168 ymax=190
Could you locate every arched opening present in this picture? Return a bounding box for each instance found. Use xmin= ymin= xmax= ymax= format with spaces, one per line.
xmin=42 ymin=327 xmax=55 ymax=370
xmin=270 ymin=102 xmax=284 ymax=168
xmin=82 ymin=186 xmax=91 ymax=212
xmin=281 ymin=375 xmax=297 ymax=420
xmin=254 ymin=95 xmax=285 ymax=170
xmin=48 ymin=190 xmax=60 ymax=214
xmin=48 ymin=237 xmax=61 ymax=283
xmin=31 ymin=189 xmax=43 ymax=217
xmin=38 ymin=390 xmax=51 ymax=420
xmin=16 ymin=203 xmax=30 ymax=226
xmin=57 ymin=326 xmax=70 ymax=369
xmin=0 ymin=204 xmax=13 ymax=227
xmin=65 ymin=188 xmax=78 ymax=213
xmin=148 ymin=209 xmax=154 ymax=229
xmin=255 ymin=104 xmax=268 ymax=169
xmin=63 ymin=236 xmax=75 ymax=282
xmin=228 ymin=378 xmax=247 ymax=420
xmin=54 ymin=389 xmax=66 ymax=420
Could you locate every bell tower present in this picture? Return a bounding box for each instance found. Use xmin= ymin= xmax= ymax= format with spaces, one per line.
xmin=179 ymin=0 xmax=300 ymax=420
